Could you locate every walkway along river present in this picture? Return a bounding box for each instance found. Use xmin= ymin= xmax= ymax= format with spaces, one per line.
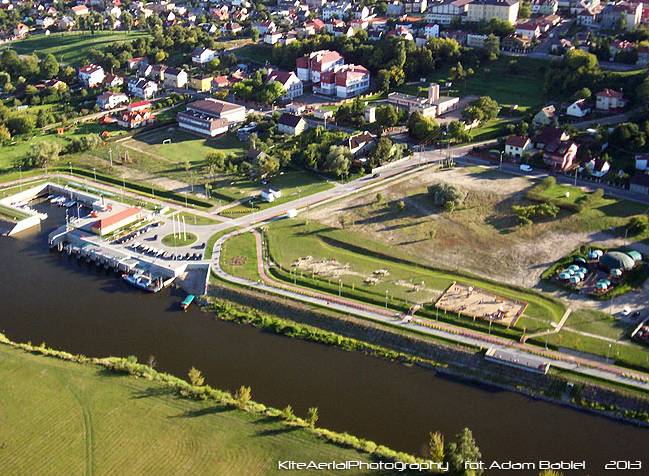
xmin=1 ymin=204 xmax=647 ymax=474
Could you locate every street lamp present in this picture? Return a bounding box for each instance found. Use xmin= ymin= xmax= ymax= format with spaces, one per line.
xmin=93 ymin=168 xmax=97 ymax=182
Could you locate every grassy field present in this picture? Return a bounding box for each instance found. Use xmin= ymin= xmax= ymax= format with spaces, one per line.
xmin=0 ymin=344 xmax=375 ymax=475
xmin=265 ymin=218 xmax=565 ymax=335
xmin=396 ymin=56 xmax=547 ymax=108
xmin=176 ymin=211 xmax=220 ymax=225
xmin=221 ymin=232 xmax=261 ymax=281
xmin=123 ymin=127 xmax=246 ymax=166
xmin=232 ymin=43 xmax=272 ymax=64
xmin=162 ymin=232 xmax=198 ymax=247
xmin=5 ymin=31 xmax=150 ymax=65
xmin=216 ymin=170 xmax=334 ymax=215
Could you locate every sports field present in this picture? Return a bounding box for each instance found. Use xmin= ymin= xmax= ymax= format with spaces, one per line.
xmin=5 ymin=31 xmax=150 ymax=65
xmin=0 ymin=344 xmax=375 ymax=475
xmin=123 ymin=127 xmax=246 ymax=165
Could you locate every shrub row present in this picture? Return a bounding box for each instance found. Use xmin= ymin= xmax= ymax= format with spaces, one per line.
xmin=0 ymin=332 xmax=427 ymax=467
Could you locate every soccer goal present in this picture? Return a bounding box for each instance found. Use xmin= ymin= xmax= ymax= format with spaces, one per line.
xmin=162 ymin=138 xmax=172 ymax=145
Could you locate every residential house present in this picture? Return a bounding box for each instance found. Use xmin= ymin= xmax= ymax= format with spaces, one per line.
xmin=13 ymin=23 xmax=29 ymax=39
xmin=505 ymin=135 xmax=532 ymax=158
xmin=635 ymin=153 xmax=649 ymax=171
xmin=467 ymin=0 xmax=520 ymax=23
xmin=78 ymin=64 xmax=105 ymax=88
xmin=596 ymin=89 xmax=626 ymax=111
xmin=96 ymin=92 xmax=129 ymax=110
xmin=260 ymin=188 xmax=282 ymax=202
xmin=387 ymin=1 xmax=405 ymax=16
xmin=424 ymin=23 xmax=440 ymax=39
xmin=600 ymin=1 xmax=643 ymax=30
xmin=636 ymin=46 xmax=649 ymax=66
xmin=301 ymin=19 xmax=326 ymax=36
xmin=467 ymin=33 xmax=488 ymax=47
xmin=103 ymin=74 xmax=124 ymax=88
xmin=192 ymin=47 xmax=217 ymax=65
xmin=138 ymin=63 xmax=153 ymax=78
xmin=405 ymin=0 xmax=429 ymax=13
xmin=163 ymin=68 xmax=188 ymax=89
xmin=71 ymin=5 xmax=89 ymax=16
xmin=277 ymin=112 xmax=307 ymax=135
xmin=585 ymin=157 xmax=611 ymax=177
xmin=532 ymin=105 xmax=557 ymax=128
xmin=267 ymin=70 xmax=303 ymax=100
xmin=190 ymin=75 xmax=214 ymax=92
xmin=115 ymin=101 xmax=155 ymax=129
xmin=254 ymin=20 xmax=276 ymax=35
xmin=515 ymin=22 xmax=541 ymax=40
xmin=127 ymin=57 xmax=148 ymax=70
xmin=630 ymin=172 xmax=649 ymax=194
xmin=323 ymin=1 xmax=352 ymax=19
xmin=264 ymin=31 xmax=283 ymax=44
xmin=348 ymin=131 xmax=377 ymax=157
xmin=566 ymin=99 xmax=591 ymax=118
xmin=151 ymin=65 xmax=167 ymax=81
xmin=544 ymin=140 xmax=579 ymax=170
xmin=534 ymin=126 xmax=569 ymax=149
xmin=531 ymin=0 xmax=558 ymax=14
xmin=177 ymin=98 xmax=246 ymax=137
xmin=221 ymin=22 xmax=243 ymax=35
xmin=212 ymin=75 xmax=230 ymax=90
xmin=127 ymin=78 xmax=158 ymax=99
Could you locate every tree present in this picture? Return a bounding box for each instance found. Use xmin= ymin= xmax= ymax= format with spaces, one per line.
xmin=396 ymin=200 xmax=406 ymax=212
xmin=462 ymin=96 xmax=500 ymax=125
xmin=370 ymin=137 xmax=395 ymax=166
xmin=519 ymin=1 xmax=532 ymax=18
xmin=323 ymin=145 xmax=351 ymax=178
xmin=235 ymin=385 xmax=252 ymax=408
xmin=628 ymin=216 xmax=649 ymax=235
xmin=307 ymin=407 xmax=319 ymax=428
xmin=188 ymin=366 xmax=205 ymax=386
xmin=206 ymin=151 xmax=226 ymax=174
xmin=407 ymin=111 xmax=439 ymax=141
xmin=376 ymin=69 xmax=390 ymax=92
xmin=0 ymin=124 xmax=11 ymax=144
xmin=427 ymin=431 xmax=445 ymax=463
xmin=255 ymin=153 xmax=280 ymax=177
xmin=428 ymin=182 xmax=465 ymax=212
xmin=636 ymin=77 xmax=649 ymax=105
xmin=573 ymin=87 xmax=592 ymax=101
xmin=281 ymin=405 xmax=295 ymax=420
xmin=25 ymin=141 xmax=61 ymax=168
xmin=483 ymin=34 xmax=500 ymax=61
xmin=375 ymin=104 xmax=400 ymax=129
xmin=40 ymin=53 xmax=60 ymax=79
xmin=6 ymin=114 xmax=34 ymax=135
xmin=447 ymin=120 xmax=470 ymax=143
xmin=207 ymin=57 xmax=221 ymax=73
xmin=251 ymin=28 xmax=260 ymax=42
xmin=445 ymin=428 xmax=483 ymax=476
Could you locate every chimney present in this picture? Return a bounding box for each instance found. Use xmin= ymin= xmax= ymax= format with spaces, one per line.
xmin=428 ymin=83 xmax=439 ymax=103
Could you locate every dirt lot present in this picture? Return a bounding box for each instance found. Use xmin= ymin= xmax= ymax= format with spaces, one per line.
xmin=305 ymin=166 xmax=605 ymax=289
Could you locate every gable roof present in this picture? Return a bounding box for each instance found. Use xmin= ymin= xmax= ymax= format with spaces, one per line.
xmin=278 ymin=112 xmax=304 ymax=128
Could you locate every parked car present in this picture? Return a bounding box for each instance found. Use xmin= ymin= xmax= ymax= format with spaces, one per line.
xmin=519 ymin=164 xmax=533 ymax=173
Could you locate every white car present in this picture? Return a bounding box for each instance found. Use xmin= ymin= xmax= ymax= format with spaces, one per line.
xmin=519 ymin=164 xmax=533 ymax=173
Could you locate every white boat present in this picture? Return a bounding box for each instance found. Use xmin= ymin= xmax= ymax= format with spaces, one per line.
xmin=122 ymin=273 xmax=159 ymax=292
xmin=64 ymin=200 xmax=77 ymax=208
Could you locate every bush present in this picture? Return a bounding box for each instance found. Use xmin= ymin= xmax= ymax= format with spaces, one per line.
xmin=428 ymin=183 xmax=465 ymax=212
xmin=628 ymin=216 xmax=649 ymax=236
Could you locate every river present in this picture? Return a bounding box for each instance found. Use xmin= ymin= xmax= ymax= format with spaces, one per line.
xmin=1 ymin=203 xmax=647 ymax=474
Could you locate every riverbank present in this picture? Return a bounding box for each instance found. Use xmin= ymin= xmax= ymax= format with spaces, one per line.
xmin=0 ymin=335 xmax=425 ymax=475
xmin=207 ymin=278 xmax=649 ymax=428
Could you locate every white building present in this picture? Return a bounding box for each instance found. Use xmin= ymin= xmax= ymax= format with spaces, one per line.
xmin=316 ymin=64 xmax=370 ymax=98
xmin=426 ymin=0 xmax=472 ymax=25
xmin=177 ymin=99 xmax=246 ymax=137
xmin=96 ymin=92 xmax=129 ymax=110
xmin=78 ymin=64 xmax=105 ymax=88
xmin=296 ymin=50 xmax=345 ymax=83
xmin=267 ymin=70 xmax=304 ymax=100
xmin=424 ymin=23 xmax=440 ymax=38
xmin=322 ymin=1 xmax=352 ymax=19
xmin=127 ymin=78 xmax=158 ymax=99
xmin=566 ymin=99 xmax=590 ymax=118
xmin=191 ymin=47 xmax=217 ymax=65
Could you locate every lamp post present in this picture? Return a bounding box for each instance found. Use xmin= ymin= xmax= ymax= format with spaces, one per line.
xmin=93 ymin=167 xmax=97 ymax=182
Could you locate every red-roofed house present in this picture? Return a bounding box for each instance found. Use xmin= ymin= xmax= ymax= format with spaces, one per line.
xmin=91 ymin=207 xmax=142 ymax=235
xmin=296 ymin=50 xmax=345 ymax=83
xmin=78 ymin=64 xmax=105 ymax=87
xmin=596 ymin=89 xmax=626 ymax=111
xmin=267 ymin=70 xmax=303 ymax=100
xmin=515 ymin=22 xmax=541 ymax=40
xmin=505 ymin=136 xmax=532 ymax=158
xmin=71 ymin=5 xmax=89 ymax=16
xmin=115 ymin=101 xmax=155 ymax=129
xmin=316 ymin=64 xmax=370 ymax=98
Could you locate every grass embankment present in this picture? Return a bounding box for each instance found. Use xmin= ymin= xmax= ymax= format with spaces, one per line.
xmin=0 ymin=340 xmax=397 ymax=475
xmin=220 ymin=232 xmax=261 ymax=281
xmin=5 ymin=30 xmax=151 ymax=65
xmin=0 ymin=203 xmax=30 ymax=221
xmin=175 ymin=211 xmax=220 ymax=225
xmin=264 ymin=219 xmax=565 ymax=338
xmin=215 ymin=170 xmax=334 ymax=216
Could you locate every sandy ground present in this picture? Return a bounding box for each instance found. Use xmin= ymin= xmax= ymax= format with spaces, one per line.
xmin=305 ymin=166 xmax=648 ymax=314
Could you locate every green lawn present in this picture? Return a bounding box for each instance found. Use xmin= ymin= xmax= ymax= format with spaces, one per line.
xmin=232 ymin=43 xmax=272 ymax=64
xmin=265 ymin=219 xmax=565 ymax=335
xmin=124 ymin=128 xmax=246 ymax=165
xmin=176 ymin=211 xmax=220 ymax=225
xmin=220 ymin=232 xmax=261 ymax=281
xmin=0 ymin=343 xmax=375 ymax=475
xmin=0 ymin=133 xmax=68 ymax=173
xmin=205 ymin=228 xmax=237 ymax=260
xmin=395 ymin=56 xmax=547 ymax=108
xmin=162 ymin=232 xmax=198 ymax=247
xmin=5 ymin=31 xmax=150 ymax=65
xmin=216 ymin=170 xmax=334 ymax=216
